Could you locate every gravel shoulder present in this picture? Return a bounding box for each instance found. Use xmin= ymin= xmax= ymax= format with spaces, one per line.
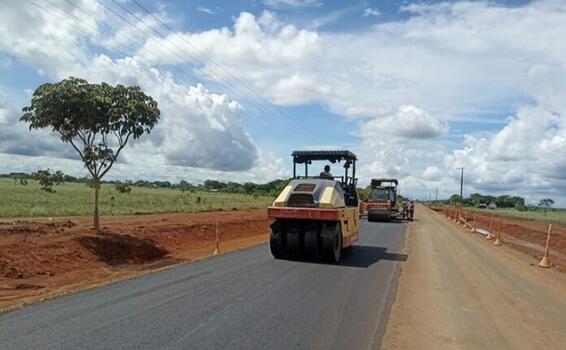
xmin=381 ymin=206 xmax=566 ymax=350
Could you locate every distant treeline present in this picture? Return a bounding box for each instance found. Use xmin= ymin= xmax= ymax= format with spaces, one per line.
xmin=430 ymin=193 xmax=527 ymax=209
xmin=1 ymin=172 xmax=290 ymax=196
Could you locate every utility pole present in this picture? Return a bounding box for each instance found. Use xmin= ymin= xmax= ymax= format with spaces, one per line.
xmin=435 ymin=187 xmax=438 ymax=201
xmin=457 ymin=167 xmax=464 ymax=199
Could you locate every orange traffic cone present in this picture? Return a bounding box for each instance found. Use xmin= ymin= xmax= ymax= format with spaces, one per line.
xmin=538 ymin=224 xmax=552 ymax=268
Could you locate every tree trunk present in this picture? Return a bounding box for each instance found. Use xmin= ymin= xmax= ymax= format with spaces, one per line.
xmin=94 ymin=177 xmax=100 ymax=232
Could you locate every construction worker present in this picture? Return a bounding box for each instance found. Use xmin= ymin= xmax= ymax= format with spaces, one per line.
xmin=320 ymin=165 xmax=333 ymax=179
xmin=403 ymin=201 xmax=410 ymax=220
xmin=409 ymin=200 xmax=415 ymax=221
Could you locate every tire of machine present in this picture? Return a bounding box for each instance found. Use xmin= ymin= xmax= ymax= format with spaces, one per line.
xmin=321 ymin=223 xmax=342 ymax=263
xmin=304 ymin=222 xmax=322 ymax=260
xmin=286 ymin=222 xmax=304 ymax=258
xmin=269 ymin=221 xmax=286 ymax=259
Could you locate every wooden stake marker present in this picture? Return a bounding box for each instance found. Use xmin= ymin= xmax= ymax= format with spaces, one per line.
xmin=494 ymin=217 xmax=502 ymax=246
xmin=486 ymin=214 xmax=495 ymax=240
xmin=213 ymin=221 xmax=220 ymax=255
xmin=539 ymin=224 xmax=552 ymax=268
xmin=471 ymin=212 xmax=477 ymax=232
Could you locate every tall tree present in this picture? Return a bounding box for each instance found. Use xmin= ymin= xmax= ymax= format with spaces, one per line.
xmin=539 ymin=198 xmax=554 ymax=208
xmin=21 ymin=77 xmax=160 ymax=231
xmin=449 ymin=194 xmax=462 ymax=204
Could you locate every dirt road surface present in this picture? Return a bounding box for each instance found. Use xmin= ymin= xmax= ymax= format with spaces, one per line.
xmin=0 ymin=220 xmax=406 ymax=350
xmin=382 ymin=206 xmax=566 ymax=350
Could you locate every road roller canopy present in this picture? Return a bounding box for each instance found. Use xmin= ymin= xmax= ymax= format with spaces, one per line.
xmin=291 ymin=150 xmax=357 ymax=183
xmin=292 ymin=150 xmax=357 ymax=164
xmin=371 ymin=178 xmax=398 ymax=188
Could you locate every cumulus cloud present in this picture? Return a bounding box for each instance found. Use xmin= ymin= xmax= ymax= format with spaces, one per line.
xmin=422 ymin=166 xmax=442 ymax=181
xmin=133 ymin=8 xmax=524 ymax=122
xmin=0 ymin=87 xmax=76 ymax=159
xmin=0 ymin=0 xmax=258 ymax=172
xmin=137 ymin=11 xmax=323 ymax=106
xmin=361 ymin=105 xmax=448 ymax=141
xmin=2 ymin=0 xmax=566 ymax=203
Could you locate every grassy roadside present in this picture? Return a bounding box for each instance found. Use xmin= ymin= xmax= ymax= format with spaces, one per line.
xmin=0 ymin=178 xmax=274 ymax=218
xmin=464 ymin=207 xmax=566 ymax=225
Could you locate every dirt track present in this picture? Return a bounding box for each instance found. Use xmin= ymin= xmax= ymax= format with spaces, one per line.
xmin=382 ymin=206 xmax=566 ymax=349
xmin=0 ymin=209 xmax=271 ymax=311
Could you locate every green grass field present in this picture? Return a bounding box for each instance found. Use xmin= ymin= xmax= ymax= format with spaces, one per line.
xmin=0 ymin=178 xmax=274 ymax=218
xmin=466 ymin=207 xmax=566 ymax=225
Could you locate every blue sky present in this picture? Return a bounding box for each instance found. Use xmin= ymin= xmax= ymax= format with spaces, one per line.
xmin=0 ymin=0 xmax=565 ymax=205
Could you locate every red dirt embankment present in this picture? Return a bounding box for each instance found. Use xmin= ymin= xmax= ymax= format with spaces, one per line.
xmin=0 ymin=209 xmax=271 ymax=311
xmin=434 ymin=207 xmax=566 ymax=271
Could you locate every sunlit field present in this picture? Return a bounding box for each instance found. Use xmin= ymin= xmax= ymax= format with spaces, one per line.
xmin=0 ymin=178 xmax=274 ymax=218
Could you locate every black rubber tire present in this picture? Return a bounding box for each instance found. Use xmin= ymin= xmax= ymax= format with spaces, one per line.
xmin=269 ymin=222 xmax=286 ymax=259
xmin=322 ymin=223 xmax=342 ymax=263
xmin=286 ymin=223 xmax=303 ymax=258
xmin=304 ymin=223 xmax=322 ymax=260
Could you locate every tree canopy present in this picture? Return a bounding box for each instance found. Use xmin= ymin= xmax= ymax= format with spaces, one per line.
xmin=21 ymin=77 xmax=160 ymax=181
xmin=539 ymin=198 xmax=554 ymax=208
xmin=21 ymin=77 xmax=160 ymax=230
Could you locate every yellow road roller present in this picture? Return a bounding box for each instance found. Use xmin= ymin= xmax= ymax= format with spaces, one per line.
xmin=267 ymin=150 xmax=360 ymax=262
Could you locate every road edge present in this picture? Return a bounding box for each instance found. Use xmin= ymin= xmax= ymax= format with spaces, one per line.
xmin=372 ymin=221 xmax=410 ymax=350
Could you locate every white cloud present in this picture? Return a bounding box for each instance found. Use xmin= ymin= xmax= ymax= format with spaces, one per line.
xmin=196 ymin=6 xmax=216 ymax=15
xmin=137 ymin=11 xmax=323 ymax=106
xmin=263 ymin=0 xmax=322 ymax=9
xmin=422 ymin=166 xmax=442 ymax=181
xmin=363 ymin=8 xmax=381 ymax=17
xmin=361 ymin=105 xmax=448 ymax=141
xmin=2 ymin=0 xmax=566 ymax=203
xmin=0 ymin=0 xmax=258 ymax=172
xmin=134 ymin=9 xmax=525 ymax=122
xmin=0 ymin=86 xmax=76 ymax=159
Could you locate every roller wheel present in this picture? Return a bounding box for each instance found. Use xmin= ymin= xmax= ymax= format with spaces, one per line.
xmin=286 ymin=223 xmax=304 ymax=258
xmin=322 ymin=223 xmax=342 ymax=263
xmin=269 ymin=222 xmax=286 ymax=259
xmin=304 ymin=223 xmax=322 ymax=260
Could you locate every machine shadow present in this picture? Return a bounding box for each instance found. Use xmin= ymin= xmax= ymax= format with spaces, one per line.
xmin=338 ymin=245 xmax=408 ymax=268
xmin=296 ymin=245 xmax=408 ymax=268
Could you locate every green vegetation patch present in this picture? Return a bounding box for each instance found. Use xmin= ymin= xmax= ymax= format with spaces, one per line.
xmin=0 ymin=179 xmax=274 ymax=218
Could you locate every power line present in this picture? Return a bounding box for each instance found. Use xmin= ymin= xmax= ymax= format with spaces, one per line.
xmin=127 ymin=0 xmax=311 ymax=135
xmin=38 ymin=0 xmax=274 ymax=131
xmin=106 ymin=0 xmax=314 ymax=138
xmin=521 ymin=138 xmax=566 ymax=159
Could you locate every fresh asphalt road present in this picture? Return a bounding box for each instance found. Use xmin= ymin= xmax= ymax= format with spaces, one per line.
xmin=0 ymin=220 xmax=407 ymax=350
